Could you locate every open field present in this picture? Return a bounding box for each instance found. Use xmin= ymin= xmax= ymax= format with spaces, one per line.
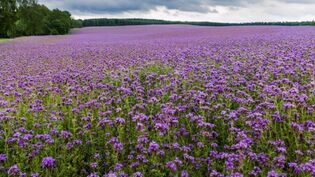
xmin=0 ymin=39 xmax=9 ymax=43
xmin=0 ymin=25 xmax=314 ymax=176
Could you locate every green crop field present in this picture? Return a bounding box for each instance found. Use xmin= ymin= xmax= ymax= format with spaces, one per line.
xmin=0 ymin=39 xmax=9 ymax=43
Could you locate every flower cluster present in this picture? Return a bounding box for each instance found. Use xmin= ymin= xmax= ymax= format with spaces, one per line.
xmin=0 ymin=25 xmax=314 ymax=176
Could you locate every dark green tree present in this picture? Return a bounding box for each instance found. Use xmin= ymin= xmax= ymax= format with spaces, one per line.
xmin=71 ymin=19 xmax=83 ymax=28
xmin=16 ymin=3 xmax=50 ymax=35
xmin=0 ymin=0 xmax=18 ymax=37
xmin=1 ymin=0 xmax=77 ymax=38
xmin=45 ymin=9 xmax=72 ymax=34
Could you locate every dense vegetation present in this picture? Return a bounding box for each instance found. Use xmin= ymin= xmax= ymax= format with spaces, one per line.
xmin=0 ymin=0 xmax=81 ymax=38
xmin=82 ymin=18 xmax=315 ymax=27
xmin=0 ymin=26 xmax=314 ymax=177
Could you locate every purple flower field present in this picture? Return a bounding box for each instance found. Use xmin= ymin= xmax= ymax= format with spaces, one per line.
xmin=0 ymin=25 xmax=315 ymax=176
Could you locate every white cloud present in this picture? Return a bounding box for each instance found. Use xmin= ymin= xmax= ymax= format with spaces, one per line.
xmin=39 ymin=0 xmax=315 ymax=22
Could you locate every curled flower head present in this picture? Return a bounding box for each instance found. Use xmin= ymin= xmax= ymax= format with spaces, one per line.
xmin=148 ymin=141 xmax=160 ymax=152
xmin=87 ymin=172 xmax=99 ymax=177
xmin=0 ymin=154 xmax=7 ymax=162
xmin=166 ymin=161 xmax=177 ymax=172
xmin=133 ymin=172 xmax=143 ymax=177
xmin=31 ymin=173 xmax=40 ymax=177
xmin=181 ymin=170 xmax=189 ymax=177
xmin=90 ymin=162 xmax=97 ymax=169
xmin=41 ymin=157 xmax=56 ymax=169
xmin=115 ymin=117 xmax=125 ymax=124
xmin=8 ymin=164 xmax=20 ymax=176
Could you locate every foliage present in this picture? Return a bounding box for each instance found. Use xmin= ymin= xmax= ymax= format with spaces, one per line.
xmin=44 ymin=9 xmax=72 ymax=35
xmin=16 ymin=4 xmax=50 ymax=36
xmin=82 ymin=18 xmax=315 ymax=27
xmin=0 ymin=0 xmax=76 ymax=38
xmin=0 ymin=0 xmax=18 ymax=37
xmin=71 ymin=19 xmax=83 ymax=28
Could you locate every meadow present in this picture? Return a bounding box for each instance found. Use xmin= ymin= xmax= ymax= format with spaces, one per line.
xmin=0 ymin=25 xmax=314 ymax=177
xmin=0 ymin=39 xmax=9 ymax=43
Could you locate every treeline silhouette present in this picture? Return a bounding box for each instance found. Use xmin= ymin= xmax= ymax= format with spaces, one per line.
xmin=82 ymin=18 xmax=315 ymax=27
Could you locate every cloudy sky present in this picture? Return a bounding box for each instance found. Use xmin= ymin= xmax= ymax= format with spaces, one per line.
xmin=38 ymin=0 xmax=315 ymax=22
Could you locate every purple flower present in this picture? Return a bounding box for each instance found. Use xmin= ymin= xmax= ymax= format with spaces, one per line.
xmin=300 ymin=160 xmax=315 ymax=176
xmin=267 ymin=170 xmax=286 ymax=177
xmin=113 ymin=142 xmax=123 ymax=152
xmin=105 ymin=172 xmax=117 ymax=177
xmin=230 ymin=172 xmax=243 ymax=177
xmin=115 ymin=163 xmax=124 ymax=171
xmin=267 ymin=170 xmax=278 ymax=177
xmin=60 ymin=130 xmax=72 ymax=139
xmin=249 ymin=166 xmax=262 ymax=176
xmin=8 ymin=164 xmax=20 ymax=176
xmin=19 ymin=172 xmax=27 ymax=177
xmin=31 ymin=173 xmax=40 ymax=177
xmin=94 ymin=153 xmax=100 ymax=159
xmin=119 ymin=172 xmax=128 ymax=177
xmin=115 ymin=117 xmax=125 ymax=124
xmin=132 ymin=172 xmax=143 ymax=177
xmin=87 ymin=173 xmax=99 ymax=177
xmin=273 ymin=155 xmax=285 ymax=168
xmin=41 ymin=157 xmax=56 ymax=169
xmin=181 ymin=170 xmax=189 ymax=177
xmin=90 ymin=162 xmax=97 ymax=169
xmin=166 ymin=161 xmax=177 ymax=172
xmin=148 ymin=141 xmax=159 ymax=152
xmin=0 ymin=154 xmax=7 ymax=161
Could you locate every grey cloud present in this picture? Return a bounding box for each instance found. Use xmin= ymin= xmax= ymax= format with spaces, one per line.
xmin=38 ymin=0 xmax=315 ymax=22
xmin=39 ymin=0 xmax=258 ymax=14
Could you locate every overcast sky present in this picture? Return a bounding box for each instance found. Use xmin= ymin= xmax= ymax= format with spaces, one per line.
xmin=38 ymin=0 xmax=315 ymax=22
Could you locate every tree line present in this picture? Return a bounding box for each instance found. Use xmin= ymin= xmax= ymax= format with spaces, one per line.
xmin=1 ymin=0 xmax=314 ymax=38
xmin=82 ymin=18 xmax=315 ymax=27
xmin=0 ymin=0 xmax=82 ymax=38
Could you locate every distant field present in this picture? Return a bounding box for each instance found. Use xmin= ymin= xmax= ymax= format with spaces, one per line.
xmin=0 ymin=38 xmax=8 ymax=43
xmin=0 ymin=25 xmax=314 ymax=177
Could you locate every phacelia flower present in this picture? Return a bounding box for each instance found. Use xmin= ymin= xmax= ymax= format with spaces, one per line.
xmin=41 ymin=157 xmax=56 ymax=169
xmin=8 ymin=164 xmax=20 ymax=176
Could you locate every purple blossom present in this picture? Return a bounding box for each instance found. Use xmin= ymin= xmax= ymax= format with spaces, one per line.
xmin=87 ymin=173 xmax=99 ymax=177
xmin=0 ymin=154 xmax=7 ymax=161
xmin=181 ymin=170 xmax=189 ymax=177
xmin=31 ymin=173 xmax=40 ymax=177
xmin=41 ymin=157 xmax=56 ymax=169
xmin=8 ymin=164 xmax=20 ymax=176
xmin=115 ymin=117 xmax=125 ymax=124
xmin=148 ymin=141 xmax=160 ymax=152
xmin=19 ymin=172 xmax=27 ymax=177
xmin=105 ymin=172 xmax=117 ymax=177
xmin=132 ymin=172 xmax=143 ymax=177
xmin=166 ymin=161 xmax=177 ymax=172
xmin=90 ymin=162 xmax=97 ymax=169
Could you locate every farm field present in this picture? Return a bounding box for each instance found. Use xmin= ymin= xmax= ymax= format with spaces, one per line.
xmin=0 ymin=25 xmax=315 ymax=176
xmin=0 ymin=39 xmax=9 ymax=43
